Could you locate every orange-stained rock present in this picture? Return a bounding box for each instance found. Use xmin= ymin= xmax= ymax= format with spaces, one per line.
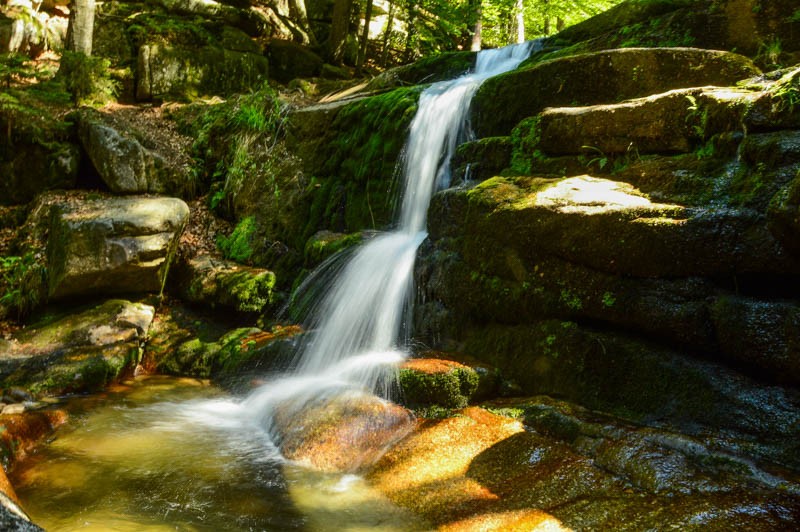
xmin=274 ymin=391 xmax=414 ymax=472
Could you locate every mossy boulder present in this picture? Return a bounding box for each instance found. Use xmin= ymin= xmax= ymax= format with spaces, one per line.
xmin=172 ymin=255 xmax=276 ymax=313
xmin=398 ymin=359 xmax=480 ymax=409
xmin=136 ymin=42 xmax=269 ymax=101
xmin=452 ymin=137 xmax=513 ymax=182
xmin=156 ymin=325 xmax=301 ymax=383
xmin=45 ymin=195 xmax=189 ymax=299
xmin=473 ymin=47 xmax=760 ymax=138
xmin=0 ymin=299 xmax=153 ymax=396
xmin=769 ymin=171 xmax=800 ymax=254
xmin=303 ymin=230 xmax=363 ymax=265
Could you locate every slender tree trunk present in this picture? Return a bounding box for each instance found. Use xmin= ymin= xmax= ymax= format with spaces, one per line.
xmin=514 ymin=0 xmax=525 ymax=43
xmin=470 ymin=0 xmax=482 ymax=51
xmin=404 ymin=1 xmax=417 ymax=62
xmin=329 ymin=0 xmax=353 ymax=64
xmin=66 ymin=0 xmax=96 ymax=55
xmin=556 ymin=16 xmax=565 ymax=33
xmin=542 ymin=0 xmax=550 ymax=36
xmin=380 ymin=0 xmax=395 ymax=66
xmin=356 ymin=0 xmax=374 ymax=69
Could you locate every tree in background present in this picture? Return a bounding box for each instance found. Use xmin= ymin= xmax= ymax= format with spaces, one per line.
xmin=65 ymin=0 xmax=95 ymax=55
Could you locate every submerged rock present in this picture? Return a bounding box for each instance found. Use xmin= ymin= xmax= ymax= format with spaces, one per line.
xmin=0 ymin=300 xmax=153 ymax=396
xmin=45 ymin=196 xmax=189 ymax=299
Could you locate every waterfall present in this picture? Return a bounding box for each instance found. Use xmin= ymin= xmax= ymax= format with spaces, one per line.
xmin=242 ymin=40 xmax=539 ymax=449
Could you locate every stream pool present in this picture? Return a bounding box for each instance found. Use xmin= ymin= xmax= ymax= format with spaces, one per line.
xmin=12 ymin=376 xmax=420 ymax=531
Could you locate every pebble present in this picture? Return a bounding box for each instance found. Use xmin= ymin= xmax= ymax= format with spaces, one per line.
xmin=2 ymin=403 xmax=26 ymax=415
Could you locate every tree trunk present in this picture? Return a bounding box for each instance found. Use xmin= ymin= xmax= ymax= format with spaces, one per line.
xmin=356 ymin=0 xmax=374 ymax=69
xmin=470 ymin=0 xmax=482 ymax=51
xmin=514 ymin=0 xmax=525 ymax=43
xmin=329 ymin=0 xmax=353 ymax=64
xmin=66 ymin=0 xmax=96 ymax=55
xmin=380 ymin=0 xmax=395 ymax=66
xmin=288 ymin=0 xmax=316 ymax=45
xmin=404 ymin=1 xmax=417 ymax=62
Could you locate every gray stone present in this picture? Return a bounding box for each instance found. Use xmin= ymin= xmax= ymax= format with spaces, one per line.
xmin=46 ymin=196 xmax=189 ymax=299
xmin=77 ymin=110 xmax=190 ymax=196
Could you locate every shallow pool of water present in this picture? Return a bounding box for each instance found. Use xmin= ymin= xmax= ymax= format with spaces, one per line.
xmin=13 ymin=376 xmax=420 ymax=531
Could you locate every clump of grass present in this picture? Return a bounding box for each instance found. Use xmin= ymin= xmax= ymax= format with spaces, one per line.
xmin=0 ymin=252 xmax=47 ymax=320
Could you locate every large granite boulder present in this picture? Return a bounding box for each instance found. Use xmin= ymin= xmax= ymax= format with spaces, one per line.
xmin=77 ymin=109 xmax=192 ymax=195
xmin=46 ymin=196 xmax=189 ymax=299
xmin=0 ymin=299 xmax=153 ymax=396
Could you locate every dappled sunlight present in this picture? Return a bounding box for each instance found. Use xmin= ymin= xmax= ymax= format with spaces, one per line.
xmin=534 ymin=175 xmax=656 ymax=213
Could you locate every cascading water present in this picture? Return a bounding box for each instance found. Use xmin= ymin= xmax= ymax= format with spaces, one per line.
xmin=243 ymin=40 xmax=540 ymax=457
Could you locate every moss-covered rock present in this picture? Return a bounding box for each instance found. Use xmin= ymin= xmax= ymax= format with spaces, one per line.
xmin=173 ymin=255 xmax=276 ymax=313
xmin=398 ymin=359 xmax=479 ymax=409
xmin=473 ymin=47 xmax=760 ymax=138
xmin=0 ymin=299 xmax=153 ymax=396
xmin=303 ymin=230 xmax=363 ymax=265
xmin=452 ymin=136 xmax=513 ymax=182
xmin=365 ymin=51 xmax=476 ymax=91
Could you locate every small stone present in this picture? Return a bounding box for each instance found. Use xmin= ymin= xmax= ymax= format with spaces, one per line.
xmin=2 ymin=403 xmax=26 ymax=415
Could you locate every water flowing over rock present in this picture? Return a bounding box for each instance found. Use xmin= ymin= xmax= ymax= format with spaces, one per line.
xmin=240 ymin=41 xmax=540 ymax=470
xmin=46 ymin=196 xmax=189 ymax=299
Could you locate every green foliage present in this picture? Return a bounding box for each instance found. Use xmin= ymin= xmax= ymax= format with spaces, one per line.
xmin=510 ymin=115 xmax=542 ymax=174
xmin=0 ymin=252 xmax=47 ymax=320
xmin=757 ymin=38 xmax=783 ymax=69
xmin=0 ymin=53 xmax=35 ymax=88
xmin=217 ymin=216 xmax=257 ymax=263
xmin=59 ymin=51 xmax=119 ymax=105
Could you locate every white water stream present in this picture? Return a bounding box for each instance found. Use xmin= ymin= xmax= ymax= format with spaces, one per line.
xmin=195 ymin=41 xmax=539 ymax=457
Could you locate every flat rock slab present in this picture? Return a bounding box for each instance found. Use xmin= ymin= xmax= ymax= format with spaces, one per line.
xmin=0 ymin=299 xmax=153 ymax=396
xmin=46 ymin=196 xmax=189 ymax=299
xmin=473 ymin=47 xmax=760 ymax=137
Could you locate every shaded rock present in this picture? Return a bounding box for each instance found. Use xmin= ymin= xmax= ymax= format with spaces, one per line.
xmin=46 ymin=196 xmax=189 ymax=299
xmin=0 ymin=300 xmax=153 ymax=396
xmin=173 ymin=255 xmax=276 ymax=313
xmin=266 ymin=39 xmax=323 ymax=84
xmin=77 ymin=109 xmax=192 ymax=196
xmin=398 ymin=358 xmax=479 ymax=409
xmin=461 ymin=321 xmax=800 ymax=470
xmin=473 ymin=47 xmax=760 ymax=138
xmin=273 ymin=391 xmax=414 ymax=472
xmin=0 ymin=105 xmax=79 ymax=206
xmin=769 ymin=173 xmax=800 ymax=254
xmin=744 ymin=67 xmax=800 ymax=131
xmin=452 ymin=136 xmax=512 ymax=183
xmin=366 ymin=50 xmax=476 ymax=91
xmin=136 ymin=42 xmax=269 ymax=101
xmin=710 ymin=296 xmax=800 ymax=385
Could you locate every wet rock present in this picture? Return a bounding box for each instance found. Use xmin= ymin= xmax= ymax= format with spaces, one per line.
xmin=769 ymin=173 xmax=800 ymax=254
xmin=452 ymin=137 xmax=513 ymax=182
xmin=303 ymin=231 xmax=363 ymax=265
xmin=461 ymin=321 xmax=800 ymax=470
xmin=1 ymin=404 xmax=25 ymax=415
xmin=0 ymin=300 xmax=153 ymax=396
xmin=398 ymin=359 xmax=480 ymax=409
xmin=173 ymin=255 xmax=276 ymax=313
xmin=473 ymin=47 xmax=759 ymax=138
xmin=366 ymin=51 xmax=476 ymax=91
xmin=45 ymin=196 xmax=189 ymax=299
xmin=273 ymin=391 xmax=414 ymax=472
xmin=77 ymin=109 xmax=192 ymax=196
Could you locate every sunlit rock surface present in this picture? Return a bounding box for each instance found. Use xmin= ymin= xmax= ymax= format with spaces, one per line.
xmin=45 ymin=196 xmax=189 ymax=299
xmin=0 ymin=300 xmax=153 ymax=396
xmin=273 ymin=391 xmax=414 ymax=473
